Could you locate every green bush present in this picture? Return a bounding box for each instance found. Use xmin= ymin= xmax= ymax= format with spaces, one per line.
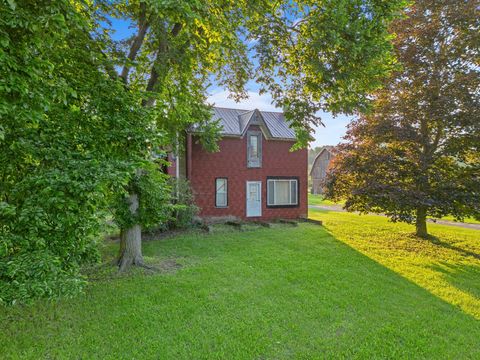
xmin=0 ymin=1 xmax=158 ymax=304
xmin=0 ymin=165 xmax=108 ymax=305
xmin=111 ymin=164 xmax=175 ymax=233
xmin=169 ymin=178 xmax=199 ymax=229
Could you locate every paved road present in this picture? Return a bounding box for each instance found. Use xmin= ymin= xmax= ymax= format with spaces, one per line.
xmin=309 ymin=204 xmax=480 ymax=231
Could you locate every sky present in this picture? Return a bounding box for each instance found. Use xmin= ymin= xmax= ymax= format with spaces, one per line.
xmin=206 ymin=88 xmax=352 ymax=148
xmin=109 ymin=18 xmax=352 ymax=148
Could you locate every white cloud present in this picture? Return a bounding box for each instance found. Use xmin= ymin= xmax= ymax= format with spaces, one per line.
xmin=207 ymin=90 xmax=279 ymax=112
xmin=312 ymin=113 xmax=353 ymax=148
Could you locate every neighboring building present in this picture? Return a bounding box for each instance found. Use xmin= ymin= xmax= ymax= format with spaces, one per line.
xmin=169 ymin=107 xmax=308 ymax=221
xmin=310 ymin=146 xmax=336 ymax=195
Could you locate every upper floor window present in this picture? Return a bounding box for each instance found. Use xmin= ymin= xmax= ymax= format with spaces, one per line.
xmin=247 ymin=131 xmax=262 ymax=168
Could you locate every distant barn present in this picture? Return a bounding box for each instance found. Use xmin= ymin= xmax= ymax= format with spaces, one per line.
xmin=310 ymin=146 xmax=336 ymax=195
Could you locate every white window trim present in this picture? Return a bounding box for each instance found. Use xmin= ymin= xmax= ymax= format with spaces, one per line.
xmin=247 ymin=131 xmax=262 ymax=168
xmin=267 ymin=179 xmax=298 ymax=206
xmin=215 ymin=178 xmax=228 ymax=207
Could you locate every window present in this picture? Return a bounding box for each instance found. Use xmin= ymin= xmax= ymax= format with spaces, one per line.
xmin=215 ymin=178 xmax=228 ymax=207
xmin=251 ymin=136 xmax=258 ymax=157
xmin=267 ymin=178 xmax=298 ymax=206
xmin=247 ymin=131 xmax=262 ymax=168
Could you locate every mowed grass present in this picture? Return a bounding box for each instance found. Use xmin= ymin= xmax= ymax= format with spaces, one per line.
xmin=1 ymin=214 xmax=480 ymax=359
xmin=309 ymin=209 xmax=480 ymax=319
xmin=308 ymin=193 xmax=340 ymax=206
xmin=439 ymin=215 xmax=480 ymax=225
xmin=308 ymin=193 xmax=480 ymax=224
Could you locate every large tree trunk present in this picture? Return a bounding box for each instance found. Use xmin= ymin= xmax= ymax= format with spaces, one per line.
xmin=117 ymin=192 xmax=145 ymax=271
xmin=113 ymin=21 xmax=183 ymax=272
xmin=415 ymin=206 xmax=428 ymax=238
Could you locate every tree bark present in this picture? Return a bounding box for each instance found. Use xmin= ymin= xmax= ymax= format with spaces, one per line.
xmin=116 ymin=21 xmax=183 ymax=271
xmin=415 ymin=206 xmax=428 ymax=238
xmin=119 ymin=2 xmax=149 ymax=83
xmin=117 ymin=192 xmax=145 ymax=271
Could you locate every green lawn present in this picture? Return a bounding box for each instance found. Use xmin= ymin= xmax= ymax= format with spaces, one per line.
xmin=1 ymin=212 xmax=479 ymax=359
xmin=308 ymin=193 xmax=480 ymax=224
xmin=308 ymin=193 xmax=341 ymax=206
xmin=439 ymin=215 xmax=480 ymax=225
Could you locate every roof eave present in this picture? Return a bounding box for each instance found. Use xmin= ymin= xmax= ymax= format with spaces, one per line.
xmin=188 ymin=130 xmax=296 ymax=141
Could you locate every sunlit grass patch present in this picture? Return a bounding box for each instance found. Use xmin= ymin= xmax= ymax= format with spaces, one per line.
xmin=308 ymin=193 xmax=342 ymax=206
xmin=309 ymin=208 xmax=480 ymax=319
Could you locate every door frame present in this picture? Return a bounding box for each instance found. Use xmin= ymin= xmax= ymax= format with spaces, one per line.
xmin=246 ymin=181 xmax=262 ymax=217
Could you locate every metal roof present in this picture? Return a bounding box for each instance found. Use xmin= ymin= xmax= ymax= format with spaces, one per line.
xmin=209 ymin=107 xmax=296 ymax=140
xmin=309 ymin=146 xmax=338 ymax=176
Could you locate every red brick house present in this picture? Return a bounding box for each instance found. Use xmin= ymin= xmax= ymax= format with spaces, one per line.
xmin=169 ymin=107 xmax=307 ymax=221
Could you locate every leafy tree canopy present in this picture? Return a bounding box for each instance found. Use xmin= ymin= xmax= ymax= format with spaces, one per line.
xmin=103 ymin=0 xmax=406 ymax=149
xmin=106 ymin=0 xmax=407 ymax=269
xmin=1 ymin=0 xmax=405 ymax=303
xmin=324 ymin=0 xmax=480 ymax=237
xmin=0 ymin=0 xmax=163 ymax=304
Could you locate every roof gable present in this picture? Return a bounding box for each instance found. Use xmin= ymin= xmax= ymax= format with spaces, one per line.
xmin=309 ymin=146 xmax=337 ymax=175
xmin=207 ymin=107 xmax=296 ymax=140
xmin=239 ymin=109 xmax=273 ymax=138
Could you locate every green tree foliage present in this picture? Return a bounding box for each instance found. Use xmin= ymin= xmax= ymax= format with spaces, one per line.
xmin=168 ymin=178 xmax=199 ymax=229
xmin=0 ymin=0 xmax=161 ymax=304
xmin=324 ymin=0 xmax=480 ymax=237
xmin=107 ymin=0 xmax=407 ymax=148
xmin=109 ymin=0 xmax=406 ymax=269
xmin=252 ymin=1 xmax=407 ymax=147
xmin=112 ymin=165 xmax=175 ymax=231
xmin=1 ymin=0 xmax=405 ymax=302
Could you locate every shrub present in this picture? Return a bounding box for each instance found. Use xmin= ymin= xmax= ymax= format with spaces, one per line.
xmin=0 ymin=164 xmax=108 ymax=305
xmin=169 ymin=178 xmax=199 ymax=229
xmin=111 ymin=164 xmax=175 ymax=233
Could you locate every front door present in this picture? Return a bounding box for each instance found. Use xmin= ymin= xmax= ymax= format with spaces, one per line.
xmin=246 ymin=181 xmax=262 ymax=217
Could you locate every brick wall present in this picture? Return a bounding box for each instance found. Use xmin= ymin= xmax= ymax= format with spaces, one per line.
xmin=189 ymin=125 xmax=308 ymax=220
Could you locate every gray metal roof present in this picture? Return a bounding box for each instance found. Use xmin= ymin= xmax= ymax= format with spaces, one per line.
xmin=209 ymin=107 xmax=296 ymax=140
xmin=238 ymin=110 xmax=255 ymax=134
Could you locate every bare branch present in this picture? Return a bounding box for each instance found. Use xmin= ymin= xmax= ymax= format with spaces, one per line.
xmin=120 ymin=2 xmax=149 ymax=84
xmin=429 ymin=126 xmax=443 ymax=160
xmin=142 ymin=22 xmax=183 ymax=107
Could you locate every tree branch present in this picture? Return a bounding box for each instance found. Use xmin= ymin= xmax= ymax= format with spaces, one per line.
xmin=429 ymin=126 xmax=443 ymax=159
xmin=120 ymin=2 xmax=149 ymax=84
xmin=171 ymin=22 xmax=182 ymax=37
xmin=142 ymin=22 xmax=183 ymax=107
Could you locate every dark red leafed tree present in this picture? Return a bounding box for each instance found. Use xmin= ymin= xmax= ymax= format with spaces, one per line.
xmin=324 ymin=0 xmax=480 ymax=237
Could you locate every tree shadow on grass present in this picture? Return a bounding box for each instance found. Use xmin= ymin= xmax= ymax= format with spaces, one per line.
xmin=2 ymin=223 xmax=480 ymax=359
xmin=314 ymin=219 xmax=480 ymax=319
xmin=424 ymin=234 xmax=480 ymax=260
xmin=429 ymin=262 xmax=480 ymax=299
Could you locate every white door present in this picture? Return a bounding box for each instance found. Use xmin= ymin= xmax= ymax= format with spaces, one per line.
xmin=246 ymin=181 xmax=262 ymax=217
